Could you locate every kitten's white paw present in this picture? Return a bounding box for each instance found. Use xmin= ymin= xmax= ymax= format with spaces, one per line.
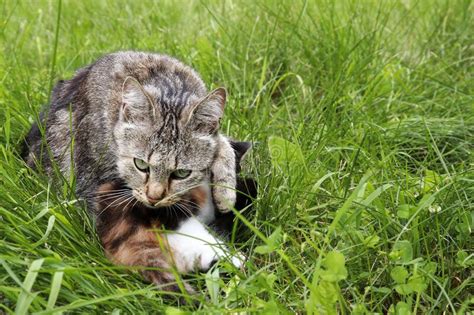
xmin=199 ymin=245 xmax=245 ymax=270
xmin=229 ymin=251 xmax=246 ymax=269
xmin=166 ymin=217 xmax=244 ymax=272
xmin=198 ymin=244 xmax=222 ymax=270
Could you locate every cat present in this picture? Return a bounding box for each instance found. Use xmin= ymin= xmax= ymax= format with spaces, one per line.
xmin=23 ymin=51 xmax=256 ymax=291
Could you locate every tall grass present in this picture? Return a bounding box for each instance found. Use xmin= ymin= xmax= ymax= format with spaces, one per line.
xmin=0 ymin=0 xmax=472 ymax=313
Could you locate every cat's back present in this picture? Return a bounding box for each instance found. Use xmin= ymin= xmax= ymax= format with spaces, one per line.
xmin=44 ymin=51 xmax=208 ymax=128
xmin=87 ymin=51 xmax=207 ymax=114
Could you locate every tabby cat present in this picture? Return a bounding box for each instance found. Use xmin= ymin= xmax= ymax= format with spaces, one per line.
xmin=24 ymin=51 xmax=254 ymax=292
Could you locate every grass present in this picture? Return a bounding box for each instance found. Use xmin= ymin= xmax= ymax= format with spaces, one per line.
xmin=0 ymin=0 xmax=473 ymax=313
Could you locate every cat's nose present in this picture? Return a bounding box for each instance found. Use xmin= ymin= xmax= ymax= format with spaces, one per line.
xmin=146 ymin=183 xmax=166 ymax=204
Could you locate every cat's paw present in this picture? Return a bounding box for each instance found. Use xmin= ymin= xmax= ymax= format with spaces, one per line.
xmin=212 ymin=186 xmax=237 ymax=213
xmin=199 ymin=246 xmax=245 ymax=271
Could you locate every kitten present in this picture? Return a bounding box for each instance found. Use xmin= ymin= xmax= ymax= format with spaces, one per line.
xmin=95 ymin=142 xmax=255 ymax=292
xmin=23 ymin=51 xmax=254 ymax=291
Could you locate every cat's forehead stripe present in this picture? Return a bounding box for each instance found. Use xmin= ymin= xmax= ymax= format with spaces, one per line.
xmin=148 ymin=112 xmax=180 ymax=150
xmin=146 ymin=71 xmax=199 ymax=111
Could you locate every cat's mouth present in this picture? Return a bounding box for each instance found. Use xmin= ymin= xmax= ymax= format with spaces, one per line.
xmin=141 ymin=194 xmax=201 ymax=218
xmin=148 ymin=197 xmax=179 ymax=208
xmin=140 ymin=197 xmax=199 ymax=219
xmin=140 ymin=189 xmax=201 ymax=210
xmin=133 ymin=191 xmax=181 ymax=209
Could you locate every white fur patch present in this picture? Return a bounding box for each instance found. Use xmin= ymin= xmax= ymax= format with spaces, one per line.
xmin=166 ymin=217 xmax=243 ymax=272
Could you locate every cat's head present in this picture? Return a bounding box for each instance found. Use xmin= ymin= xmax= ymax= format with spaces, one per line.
xmin=113 ymin=78 xmax=225 ymax=208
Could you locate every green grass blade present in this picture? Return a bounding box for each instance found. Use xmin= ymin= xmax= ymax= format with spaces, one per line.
xmin=16 ymin=258 xmax=45 ymax=315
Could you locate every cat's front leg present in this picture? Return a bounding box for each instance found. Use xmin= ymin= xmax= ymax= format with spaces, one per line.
xmin=211 ymin=135 xmax=237 ymax=213
xmin=166 ymin=217 xmax=244 ymax=272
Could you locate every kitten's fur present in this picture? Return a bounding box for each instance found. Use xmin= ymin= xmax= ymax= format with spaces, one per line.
xmin=24 ymin=51 xmax=253 ymax=291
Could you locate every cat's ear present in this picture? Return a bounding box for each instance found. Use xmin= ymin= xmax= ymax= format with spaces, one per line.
xmin=230 ymin=141 xmax=252 ymax=161
xmin=181 ymin=88 xmax=226 ymax=134
xmin=230 ymin=140 xmax=252 ymax=173
xmin=120 ymin=77 xmax=156 ymax=123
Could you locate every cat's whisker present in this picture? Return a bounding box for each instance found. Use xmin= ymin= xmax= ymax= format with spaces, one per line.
xmin=98 ymin=191 xmax=132 ymax=197
xmin=168 ymin=206 xmax=178 ymax=222
xmin=96 ymin=194 xmax=131 ymax=217
xmin=179 ymin=198 xmax=200 ymax=206
xmin=96 ymin=191 xmax=133 ymax=199
xmin=97 ymin=188 xmax=132 ymax=194
xmin=173 ymin=205 xmax=188 ymax=218
xmin=98 ymin=192 xmax=133 ymax=202
xmin=131 ymin=198 xmax=140 ymax=210
xmin=96 ymin=193 xmax=131 ymax=201
xmin=174 ymin=208 xmax=183 ymax=221
xmin=174 ymin=198 xmax=202 ymax=214
xmin=97 ymin=197 xmax=132 ymax=209
xmin=176 ymin=204 xmax=197 ymax=214
xmin=173 ymin=207 xmax=179 ymax=220
xmin=174 ymin=203 xmax=193 ymax=218
xmin=122 ymin=195 xmax=137 ymax=213
xmin=178 ymin=199 xmax=202 ymax=210
xmin=97 ymin=193 xmax=136 ymax=217
xmin=97 ymin=189 xmax=133 ymax=197
xmin=108 ymin=194 xmax=131 ymax=207
xmin=114 ymin=198 xmax=133 ymax=215
xmin=177 ymin=203 xmax=192 ymax=215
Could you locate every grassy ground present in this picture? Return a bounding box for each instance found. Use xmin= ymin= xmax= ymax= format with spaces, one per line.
xmin=1 ymin=0 xmax=473 ymax=313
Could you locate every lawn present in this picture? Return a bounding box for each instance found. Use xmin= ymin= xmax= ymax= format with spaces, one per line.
xmin=0 ymin=0 xmax=473 ymax=313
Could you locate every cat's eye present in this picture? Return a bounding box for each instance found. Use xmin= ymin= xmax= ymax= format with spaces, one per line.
xmin=134 ymin=158 xmax=149 ymax=172
xmin=171 ymin=169 xmax=192 ymax=179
